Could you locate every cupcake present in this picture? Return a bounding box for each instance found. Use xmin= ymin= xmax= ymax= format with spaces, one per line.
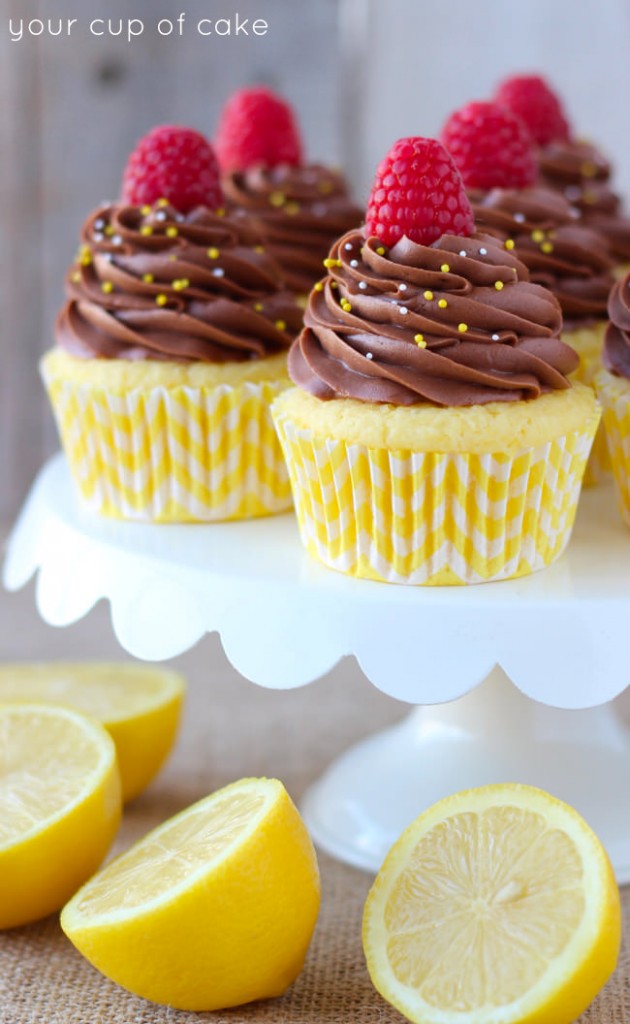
xmin=215 ymin=87 xmax=363 ymax=299
xmin=494 ymin=75 xmax=630 ymax=270
xmin=272 ymin=137 xmax=600 ymax=586
xmin=42 ymin=125 xmax=303 ymax=522
xmin=595 ymin=273 xmax=630 ymax=526
xmin=441 ymin=100 xmax=615 ymax=485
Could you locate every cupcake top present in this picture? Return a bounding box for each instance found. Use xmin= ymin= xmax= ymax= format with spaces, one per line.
xmin=538 ymin=140 xmax=630 ymax=263
xmin=471 ymin=187 xmax=615 ymax=324
xmin=603 ymin=272 xmax=630 ymax=379
xmin=222 ymin=165 xmax=363 ymax=295
xmin=215 ymin=86 xmax=362 ymax=295
xmin=56 ymin=126 xmax=302 ymax=363
xmin=56 ymin=202 xmax=302 ymax=363
xmin=289 ymin=137 xmax=577 ymax=409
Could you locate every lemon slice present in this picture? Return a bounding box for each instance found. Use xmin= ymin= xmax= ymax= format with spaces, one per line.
xmin=0 ymin=703 xmax=121 ymax=929
xmin=363 ymin=784 xmax=621 ymax=1024
xmin=61 ymin=777 xmax=320 ymax=1011
xmin=0 ymin=663 xmax=185 ymax=802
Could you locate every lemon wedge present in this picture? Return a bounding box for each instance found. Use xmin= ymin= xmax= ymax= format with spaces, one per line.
xmin=61 ymin=777 xmax=320 ymax=1010
xmin=363 ymin=784 xmax=621 ymax=1024
xmin=0 ymin=703 xmax=121 ymax=929
xmin=0 ymin=663 xmax=185 ymax=802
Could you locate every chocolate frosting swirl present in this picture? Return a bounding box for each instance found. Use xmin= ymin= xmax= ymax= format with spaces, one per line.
xmin=603 ymin=271 xmax=630 ymax=379
xmin=289 ymin=228 xmax=577 ymax=407
xmin=56 ymin=202 xmax=303 ymax=362
xmin=538 ymin=140 xmax=630 ymax=262
xmin=221 ymin=164 xmax=363 ymax=294
xmin=471 ymin=186 xmax=615 ymax=323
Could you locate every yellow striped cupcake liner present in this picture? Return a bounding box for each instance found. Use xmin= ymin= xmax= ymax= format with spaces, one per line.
xmin=595 ymin=369 xmax=630 ymax=527
xmin=272 ymin=411 xmax=598 ymax=586
xmin=566 ymin=323 xmax=611 ymax=486
xmin=43 ymin=375 xmax=293 ymax=522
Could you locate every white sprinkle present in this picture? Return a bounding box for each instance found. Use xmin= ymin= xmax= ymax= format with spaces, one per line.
xmin=344 ymin=242 xmax=353 ymax=251
xmin=569 ymin=207 xmax=580 ymax=218
xmin=102 ymin=253 xmax=113 ymax=262
xmin=350 ymin=259 xmax=359 ymax=268
xmin=479 ymin=247 xmax=487 ymax=255
xmin=359 ymin=281 xmax=368 ymax=289
xmin=399 ymin=306 xmax=408 ymax=315
xmin=212 ymin=267 xmax=225 ymax=277
xmin=565 ymin=186 xmax=582 ymax=200
xmin=399 ymin=283 xmax=408 ymax=291
xmin=492 ymin=333 xmax=499 ymax=341
xmin=156 ymin=210 xmax=168 ymax=221
xmin=93 ymin=232 xmax=104 ymax=242
xmin=111 ymin=235 xmax=122 ymax=246
xmin=94 ymin=219 xmax=106 ymax=230
xmin=366 ymin=352 xmax=373 ymax=360
xmin=514 ymin=212 xmax=525 ymax=223
xmin=459 ymin=250 xmax=467 ymax=257
xmin=175 ymin=213 xmax=185 ymax=223
xmin=312 ymin=203 xmax=327 ymax=217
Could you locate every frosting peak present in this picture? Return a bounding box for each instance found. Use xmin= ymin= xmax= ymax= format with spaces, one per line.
xmin=289 ymin=228 xmax=577 ymax=408
xmin=56 ymin=202 xmax=303 ymax=362
xmin=603 ymin=272 xmax=630 ymax=379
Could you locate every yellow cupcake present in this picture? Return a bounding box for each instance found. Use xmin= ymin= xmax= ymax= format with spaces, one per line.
xmin=45 ymin=197 xmax=302 ymax=522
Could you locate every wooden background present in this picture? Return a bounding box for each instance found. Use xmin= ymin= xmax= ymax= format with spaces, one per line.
xmin=0 ymin=0 xmax=347 ymax=523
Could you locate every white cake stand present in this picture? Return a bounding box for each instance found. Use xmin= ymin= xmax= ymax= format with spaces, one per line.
xmin=4 ymin=454 xmax=630 ymax=878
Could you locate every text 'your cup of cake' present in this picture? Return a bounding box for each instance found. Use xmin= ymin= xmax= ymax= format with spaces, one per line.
xmin=272 ymin=137 xmax=601 ymax=586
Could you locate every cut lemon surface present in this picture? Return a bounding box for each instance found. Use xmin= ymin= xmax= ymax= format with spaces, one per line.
xmin=0 ymin=663 xmax=185 ymax=802
xmin=61 ymin=777 xmax=321 ymax=1011
xmin=363 ymin=784 xmax=621 ymax=1024
xmin=0 ymin=703 xmax=121 ymax=929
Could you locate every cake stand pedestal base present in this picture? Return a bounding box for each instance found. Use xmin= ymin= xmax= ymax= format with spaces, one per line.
xmin=302 ymin=667 xmax=630 ymax=881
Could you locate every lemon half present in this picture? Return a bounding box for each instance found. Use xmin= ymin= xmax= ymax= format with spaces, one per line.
xmin=0 ymin=703 xmax=121 ymax=929
xmin=61 ymin=777 xmax=321 ymax=1010
xmin=0 ymin=663 xmax=185 ymax=802
xmin=363 ymin=784 xmax=621 ymax=1024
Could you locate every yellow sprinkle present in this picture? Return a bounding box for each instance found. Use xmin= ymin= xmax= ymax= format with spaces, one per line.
xmin=341 ymin=300 xmax=352 ymax=312
xmin=440 ymin=264 xmax=450 ymax=273
xmin=269 ymin=191 xmax=285 ymax=207
xmin=140 ymin=225 xmax=153 ymax=236
xmin=80 ymin=254 xmax=92 ymax=267
xmin=166 ymin=226 xmax=178 ymax=238
xmin=423 ymin=290 xmax=434 ymax=301
xmin=215 ymin=207 xmax=226 ymax=217
xmin=331 ymin=281 xmax=338 ymax=289
xmin=157 ymin=198 xmax=169 ymax=208
xmin=458 ymin=323 xmax=468 ymax=333
xmin=71 ymin=271 xmax=81 ymax=283
xmin=438 ymin=299 xmax=448 ymax=308
xmin=101 ymin=281 xmax=114 ymax=294
xmin=318 ymin=180 xmax=334 ymax=195
xmin=541 ymin=242 xmax=554 ymax=253
xmin=414 ymin=334 xmax=426 ymax=348
xmin=581 ymin=162 xmax=598 ymax=178
xmin=583 ymin=191 xmax=597 ymax=205
xmin=376 ymin=247 xmax=386 ymax=256
xmin=314 ymin=281 xmax=324 ymax=292
xmin=504 ymin=239 xmax=515 ymax=251
xmin=285 ymin=201 xmax=300 ymax=216
xmin=254 ymin=245 xmax=265 ymax=254
xmin=531 ymin=229 xmax=545 ymax=243
xmin=323 ymin=258 xmax=342 ymax=269
xmin=275 ymin=320 xmax=287 ymax=331
xmin=207 ymin=247 xmax=220 ymax=259
xmin=168 ymin=254 xmax=178 ymax=261
xmin=494 ymin=281 xmax=504 ymax=291
xmin=172 ymin=278 xmax=190 ymax=291
xmin=104 ymin=226 xmax=115 ymax=237
xmin=155 ymin=294 xmax=168 ymax=306
xmin=254 ymin=303 xmax=264 ymax=312
xmin=140 ymin=205 xmax=152 ymax=216
xmin=142 ymin=273 xmax=154 ymax=284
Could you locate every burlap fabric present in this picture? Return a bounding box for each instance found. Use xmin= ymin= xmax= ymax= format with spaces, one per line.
xmin=0 ymin=589 xmax=629 ymax=1023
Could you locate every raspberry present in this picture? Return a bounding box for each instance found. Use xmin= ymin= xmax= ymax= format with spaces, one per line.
xmin=121 ymin=125 xmax=223 ymax=214
xmin=215 ymin=87 xmax=303 ymax=172
xmin=441 ymin=101 xmax=537 ymax=190
xmin=365 ymin=137 xmax=474 ymax=247
xmin=494 ymin=75 xmax=571 ymax=146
